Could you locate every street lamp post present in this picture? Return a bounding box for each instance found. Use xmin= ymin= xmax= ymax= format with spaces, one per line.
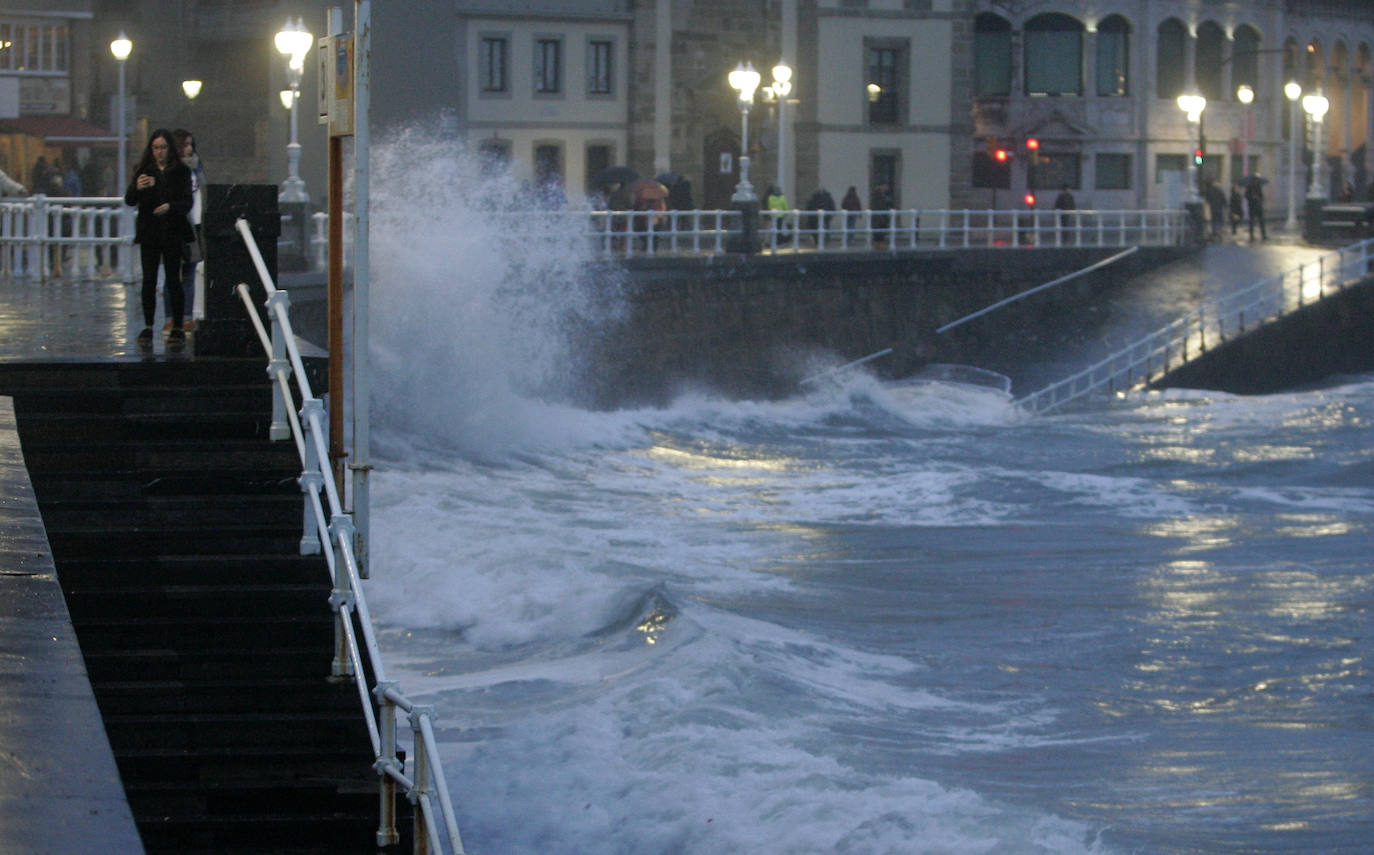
xmin=727 ymin=60 xmax=762 ymax=252
xmin=769 ymin=62 xmax=793 ymax=201
xmin=1302 ymin=91 xmax=1330 ymax=201
xmin=1285 ymin=80 xmax=1301 ymax=229
xmin=110 ymin=33 xmax=132 ymax=193
xmin=182 ymin=79 xmax=201 ymax=126
xmin=1236 ymin=84 xmax=1254 ymax=180
xmin=1177 ymin=92 xmax=1207 ymax=202
xmin=274 ymin=17 xmax=313 ymax=204
xmin=1302 ymin=90 xmax=1330 ymax=242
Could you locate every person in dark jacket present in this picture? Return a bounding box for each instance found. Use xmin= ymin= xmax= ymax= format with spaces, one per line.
xmin=125 ymin=128 xmax=194 ymax=345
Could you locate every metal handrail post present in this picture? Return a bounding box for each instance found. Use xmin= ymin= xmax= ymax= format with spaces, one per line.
xmin=327 ymin=513 xmax=357 ymax=678
xmin=298 ymin=399 xmax=326 ymax=556
xmin=373 ymin=681 xmax=401 ymax=847
xmin=409 ymin=706 xmax=436 ymax=855
xmin=266 ymin=289 xmax=292 ymax=440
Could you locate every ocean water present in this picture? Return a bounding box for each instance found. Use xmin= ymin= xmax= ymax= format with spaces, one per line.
xmin=361 ymin=136 xmax=1373 ymax=854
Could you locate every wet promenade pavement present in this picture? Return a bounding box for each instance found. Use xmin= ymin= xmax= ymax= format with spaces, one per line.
xmin=0 ymin=227 xmax=1347 ymax=854
xmin=0 ymin=275 xmax=188 ymax=855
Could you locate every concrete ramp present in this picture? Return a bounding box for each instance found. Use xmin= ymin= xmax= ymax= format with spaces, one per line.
xmin=1017 ymin=239 xmax=1374 ymax=414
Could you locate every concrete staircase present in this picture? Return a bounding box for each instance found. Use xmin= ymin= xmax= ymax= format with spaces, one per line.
xmin=1 ymin=360 xmax=404 ymax=854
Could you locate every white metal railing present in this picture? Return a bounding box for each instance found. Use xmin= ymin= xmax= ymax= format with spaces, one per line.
xmin=1016 ymin=237 xmax=1374 ymax=415
xmin=301 ymin=206 xmax=1186 ymax=268
xmin=0 ymin=195 xmax=135 ymax=280
xmin=232 ymin=218 xmax=466 ymax=855
xmin=570 ymin=207 xmax=1188 ymax=258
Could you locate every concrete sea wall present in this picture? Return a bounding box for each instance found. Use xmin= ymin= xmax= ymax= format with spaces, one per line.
xmin=581 ymin=246 xmax=1194 ymax=406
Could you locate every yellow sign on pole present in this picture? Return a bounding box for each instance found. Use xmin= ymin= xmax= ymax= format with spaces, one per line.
xmin=317 ymin=32 xmax=354 ymax=137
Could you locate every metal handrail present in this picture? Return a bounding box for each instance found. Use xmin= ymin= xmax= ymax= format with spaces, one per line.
xmin=1016 ymin=237 xmax=1374 ymax=415
xmin=232 ymin=217 xmax=467 ymax=855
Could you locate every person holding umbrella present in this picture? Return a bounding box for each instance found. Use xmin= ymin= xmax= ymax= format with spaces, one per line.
xmin=630 ymin=178 xmax=669 ymax=250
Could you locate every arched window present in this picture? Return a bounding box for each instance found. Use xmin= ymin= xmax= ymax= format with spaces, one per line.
xmin=1025 ymin=13 xmax=1083 ymax=96
xmin=975 ymin=14 xmax=1012 ymax=96
xmin=1196 ymin=22 xmax=1225 ymax=100
xmin=1307 ymin=39 xmax=1325 ymax=92
xmin=1156 ymin=19 xmax=1186 ymax=99
xmin=1233 ymin=25 xmax=1261 ymax=96
xmin=1095 ymin=15 xmax=1131 ymax=96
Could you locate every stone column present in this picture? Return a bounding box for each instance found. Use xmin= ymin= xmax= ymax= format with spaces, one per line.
xmin=653 ymin=0 xmax=672 ymax=175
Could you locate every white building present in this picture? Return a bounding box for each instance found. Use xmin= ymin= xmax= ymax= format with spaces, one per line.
xmin=969 ymin=0 xmax=1374 ymax=216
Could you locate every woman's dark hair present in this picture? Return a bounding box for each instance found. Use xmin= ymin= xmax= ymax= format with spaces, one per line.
xmin=173 ymin=129 xmax=195 ymax=154
xmin=133 ymin=128 xmax=179 ymax=174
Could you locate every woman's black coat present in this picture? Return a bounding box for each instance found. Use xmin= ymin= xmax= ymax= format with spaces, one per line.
xmin=124 ymin=161 xmax=194 ymax=247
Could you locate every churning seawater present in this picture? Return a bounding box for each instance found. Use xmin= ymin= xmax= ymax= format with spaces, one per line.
xmin=360 ymin=133 xmax=1374 ymax=854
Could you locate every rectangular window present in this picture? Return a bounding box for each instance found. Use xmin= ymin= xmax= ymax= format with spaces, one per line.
xmin=535 ymin=143 xmax=563 ymax=188
xmin=1029 ymin=153 xmax=1081 ymax=190
xmin=1095 ymin=153 xmax=1132 ymax=189
xmin=586 ymin=143 xmax=612 ymax=194
xmin=1229 ymin=155 xmax=1260 ymax=184
xmin=535 ymin=38 xmax=562 ymax=95
xmin=1199 ymin=154 xmax=1224 ymax=185
xmin=0 ymin=19 xmax=69 ymax=73
xmin=871 ymin=151 xmax=900 ymax=205
xmin=1155 ymin=153 xmax=1187 ymax=182
xmin=480 ymin=36 xmax=508 ymax=93
xmin=478 ymin=140 xmax=511 ymax=177
xmin=867 ymin=46 xmax=901 ymax=125
xmin=588 ymin=39 xmax=613 ymax=95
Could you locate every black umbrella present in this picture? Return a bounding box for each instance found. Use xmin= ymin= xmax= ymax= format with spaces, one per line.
xmin=592 ymin=165 xmax=639 ymax=187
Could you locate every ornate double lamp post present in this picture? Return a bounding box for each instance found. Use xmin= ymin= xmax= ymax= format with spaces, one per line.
xmin=727 ymin=60 xmax=762 ymax=252
xmin=761 ymin=62 xmax=793 ymax=200
xmin=274 ymin=17 xmax=314 ymax=204
xmin=1302 ymin=90 xmax=1330 ymax=201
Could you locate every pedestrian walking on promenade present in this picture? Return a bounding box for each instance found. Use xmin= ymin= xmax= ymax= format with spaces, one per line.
xmin=125 ymin=128 xmax=194 ymax=346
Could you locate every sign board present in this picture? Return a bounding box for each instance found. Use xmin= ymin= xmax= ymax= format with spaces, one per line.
xmin=318 ymin=32 xmax=354 ymax=137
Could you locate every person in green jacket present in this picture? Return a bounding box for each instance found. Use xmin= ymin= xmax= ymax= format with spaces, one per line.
xmin=765 ymin=185 xmax=791 ymax=245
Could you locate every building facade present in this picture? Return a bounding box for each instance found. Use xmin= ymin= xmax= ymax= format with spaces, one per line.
xmin=969 ymin=0 xmax=1374 ymax=216
xmin=8 ymin=1 xmax=1374 ymax=215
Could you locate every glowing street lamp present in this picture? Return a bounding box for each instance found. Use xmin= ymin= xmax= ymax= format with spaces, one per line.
xmin=275 ymin=17 xmax=314 ymax=203
xmin=110 ymin=32 xmax=132 ymax=193
xmin=728 ymin=60 xmax=762 ymax=203
xmin=1302 ymin=90 xmax=1330 ymax=200
xmin=1177 ymin=92 xmax=1207 ymax=202
xmin=1285 ymin=80 xmax=1302 ymax=227
xmin=1236 ymin=84 xmax=1254 ymax=180
xmin=769 ymin=62 xmax=793 ymax=200
xmin=181 ymin=79 xmax=203 ymax=101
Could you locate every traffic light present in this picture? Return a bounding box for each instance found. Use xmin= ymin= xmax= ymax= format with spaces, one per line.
xmin=1193 ymin=148 xmax=1204 ymax=166
xmin=1024 ymin=192 xmax=1037 ymax=207
xmin=1025 ymin=137 xmax=1040 ymax=152
xmin=994 ymin=147 xmax=1010 ymax=162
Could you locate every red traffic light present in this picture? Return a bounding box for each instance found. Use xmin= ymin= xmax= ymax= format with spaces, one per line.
xmin=1024 ymin=193 xmax=1037 ymax=207
xmin=994 ymin=148 xmax=1010 ymax=162
xmin=1025 ymin=138 xmax=1040 ymax=151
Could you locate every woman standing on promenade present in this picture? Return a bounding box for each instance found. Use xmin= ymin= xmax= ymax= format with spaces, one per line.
xmin=125 ymin=129 xmax=193 ymax=345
